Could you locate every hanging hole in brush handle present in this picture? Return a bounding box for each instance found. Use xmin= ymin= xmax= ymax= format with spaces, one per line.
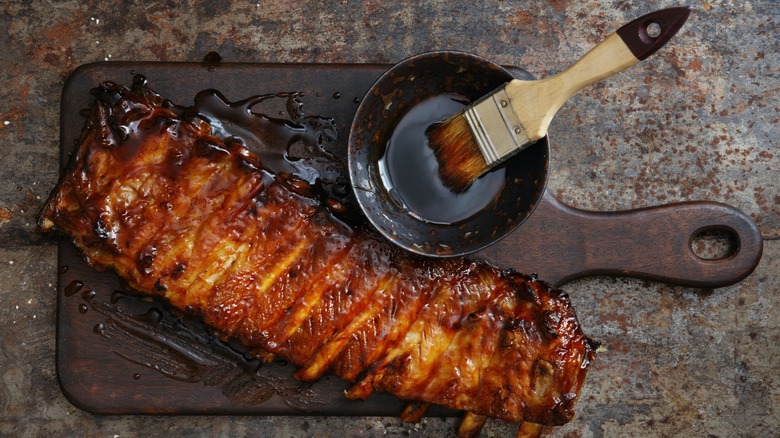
xmin=512 ymin=7 xmax=693 ymax=142
xmin=616 ymin=7 xmax=693 ymax=60
xmin=646 ymin=22 xmax=663 ymax=38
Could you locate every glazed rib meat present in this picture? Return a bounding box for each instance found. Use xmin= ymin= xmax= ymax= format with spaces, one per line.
xmin=40 ymin=80 xmax=594 ymax=430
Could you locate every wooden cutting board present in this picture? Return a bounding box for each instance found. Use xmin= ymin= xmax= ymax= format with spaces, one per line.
xmin=56 ymin=62 xmax=762 ymax=415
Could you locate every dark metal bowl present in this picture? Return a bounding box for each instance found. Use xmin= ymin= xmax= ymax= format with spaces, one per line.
xmin=348 ymin=51 xmax=549 ymax=257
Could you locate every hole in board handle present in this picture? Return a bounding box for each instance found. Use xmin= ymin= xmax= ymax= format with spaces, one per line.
xmin=690 ymin=227 xmax=740 ymax=261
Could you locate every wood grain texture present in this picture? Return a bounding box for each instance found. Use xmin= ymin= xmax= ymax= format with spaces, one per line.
xmin=54 ymin=62 xmax=762 ymax=417
xmin=480 ymin=191 xmax=763 ymax=288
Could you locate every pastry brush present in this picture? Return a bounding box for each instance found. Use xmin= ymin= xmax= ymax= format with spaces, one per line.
xmin=428 ymin=6 xmax=692 ymax=192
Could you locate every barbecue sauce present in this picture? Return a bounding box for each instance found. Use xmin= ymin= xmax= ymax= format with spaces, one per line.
xmin=47 ymin=76 xmax=594 ymax=421
xmin=378 ymin=95 xmax=505 ymax=224
xmin=73 ymin=285 xmax=324 ymax=409
xmin=70 ymin=77 xmax=357 ymax=395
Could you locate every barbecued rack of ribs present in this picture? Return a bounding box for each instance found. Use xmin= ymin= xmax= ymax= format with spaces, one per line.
xmin=40 ymin=78 xmax=595 ymax=437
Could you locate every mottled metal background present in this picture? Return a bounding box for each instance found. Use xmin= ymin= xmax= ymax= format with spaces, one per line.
xmin=0 ymin=1 xmax=777 ymax=437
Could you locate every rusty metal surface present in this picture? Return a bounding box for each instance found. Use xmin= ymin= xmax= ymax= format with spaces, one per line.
xmin=0 ymin=1 xmax=777 ymax=437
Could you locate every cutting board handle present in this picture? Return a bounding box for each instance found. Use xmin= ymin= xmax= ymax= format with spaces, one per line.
xmin=482 ymin=192 xmax=763 ymax=288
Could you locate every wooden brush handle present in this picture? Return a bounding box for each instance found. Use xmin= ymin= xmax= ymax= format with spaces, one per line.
xmin=508 ymin=7 xmax=692 ymax=141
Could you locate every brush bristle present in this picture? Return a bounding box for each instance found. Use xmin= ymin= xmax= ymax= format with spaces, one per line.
xmin=428 ymin=114 xmax=490 ymax=192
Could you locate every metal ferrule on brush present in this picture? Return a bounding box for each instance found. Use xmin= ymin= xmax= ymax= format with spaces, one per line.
xmin=462 ymin=85 xmax=531 ymax=166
